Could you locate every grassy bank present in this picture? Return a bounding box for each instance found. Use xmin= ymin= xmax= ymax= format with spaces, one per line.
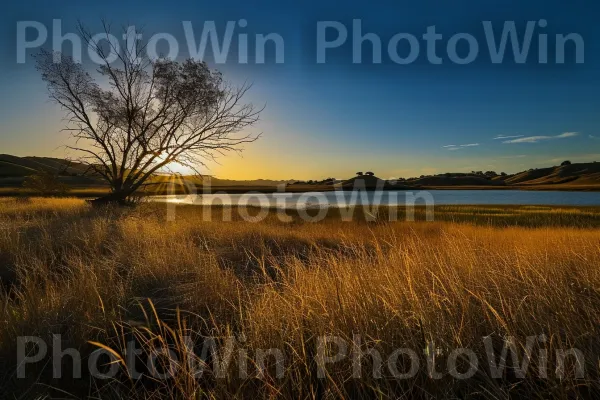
xmin=1 ymin=198 xmax=600 ymax=398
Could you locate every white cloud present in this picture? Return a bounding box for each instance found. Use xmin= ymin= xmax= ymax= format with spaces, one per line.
xmin=557 ymin=132 xmax=578 ymax=138
xmin=590 ymin=135 xmax=598 ymax=140
xmin=499 ymin=154 xmax=527 ymax=159
xmin=503 ymin=132 xmax=578 ymax=144
xmin=504 ymin=136 xmax=550 ymax=143
xmin=443 ymin=143 xmax=480 ymax=150
xmin=493 ymin=134 xmax=524 ymax=140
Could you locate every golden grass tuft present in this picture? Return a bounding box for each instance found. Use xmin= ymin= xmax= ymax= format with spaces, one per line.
xmin=0 ymin=198 xmax=599 ymax=398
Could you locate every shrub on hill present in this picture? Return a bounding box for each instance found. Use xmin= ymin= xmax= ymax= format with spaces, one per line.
xmin=22 ymin=171 xmax=69 ymax=196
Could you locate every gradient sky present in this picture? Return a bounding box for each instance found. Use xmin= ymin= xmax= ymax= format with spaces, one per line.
xmin=1 ymin=0 xmax=599 ymax=180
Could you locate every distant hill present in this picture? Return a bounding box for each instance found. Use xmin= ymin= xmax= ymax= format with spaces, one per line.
xmin=401 ymin=162 xmax=600 ymax=190
xmin=340 ymin=174 xmax=386 ymax=189
xmin=0 ymin=154 xmax=89 ymax=177
xmin=504 ymin=162 xmax=600 ymax=186
xmin=0 ymin=154 xmax=293 ymax=188
xmin=408 ymin=175 xmax=503 ymax=187
xmin=1 ymin=154 xmax=600 ymax=192
xmin=150 ymin=174 xmax=295 ymax=187
xmin=337 ymin=162 xmax=600 ymax=191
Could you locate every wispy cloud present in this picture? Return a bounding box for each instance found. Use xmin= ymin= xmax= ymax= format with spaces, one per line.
xmin=591 ymin=135 xmax=598 ymax=140
xmin=557 ymin=132 xmax=578 ymax=138
xmin=504 ymin=136 xmax=551 ymax=144
xmin=499 ymin=154 xmax=527 ymax=159
xmin=443 ymin=143 xmax=480 ymax=150
xmin=503 ymin=132 xmax=578 ymax=144
xmin=493 ymin=134 xmax=524 ymax=140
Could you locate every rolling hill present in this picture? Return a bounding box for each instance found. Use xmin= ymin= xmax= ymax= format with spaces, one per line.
xmin=1 ymin=154 xmax=599 ymax=192
xmin=0 ymin=154 xmax=294 ymax=190
xmin=403 ymin=162 xmax=600 ymax=190
xmin=504 ymin=162 xmax=600 ymax=186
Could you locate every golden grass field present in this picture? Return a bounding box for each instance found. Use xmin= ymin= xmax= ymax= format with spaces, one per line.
xmin=1 ymin=198 xmax=600 ymax=398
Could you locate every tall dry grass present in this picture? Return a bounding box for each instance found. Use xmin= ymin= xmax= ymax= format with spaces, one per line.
xmin=0 ymin=198 xmax=599 ymax=398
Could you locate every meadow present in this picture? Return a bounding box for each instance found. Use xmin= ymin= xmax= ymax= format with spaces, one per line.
xmin=1 ymin=198 xmax=600 ymax=398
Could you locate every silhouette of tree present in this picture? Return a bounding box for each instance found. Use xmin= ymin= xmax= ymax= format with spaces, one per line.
xmin=36 ymin=22 xmax=261 ymax=204
xmin=356 ymin=172 xmax=363 ymax=176
xmin=561 ymin=160 xmax=572 ymax=166
xmin=365 ymin=172 xmax=375 ymax=176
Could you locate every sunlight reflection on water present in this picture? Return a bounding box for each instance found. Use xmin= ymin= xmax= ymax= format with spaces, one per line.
xmin=151 ymin=190 xmax=600 ymax=208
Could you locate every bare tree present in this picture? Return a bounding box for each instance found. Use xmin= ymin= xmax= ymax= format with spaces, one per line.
xmin=36 ymin=22 xmax=261 ymax=204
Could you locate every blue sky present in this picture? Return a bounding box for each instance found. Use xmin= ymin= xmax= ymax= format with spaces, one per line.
xmin=1 ymin=0 xmax=599 ymax=179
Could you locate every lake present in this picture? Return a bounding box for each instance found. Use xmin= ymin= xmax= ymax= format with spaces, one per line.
xmin=152 ymin=190 xmax=600 ymax=208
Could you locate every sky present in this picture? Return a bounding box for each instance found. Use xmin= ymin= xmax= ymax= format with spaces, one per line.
xmin=1 ymin=0 xmax=599 ymax=180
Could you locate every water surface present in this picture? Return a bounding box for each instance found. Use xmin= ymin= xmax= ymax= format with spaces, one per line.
xmin=152 ymin=190 xmax=600 ymax=208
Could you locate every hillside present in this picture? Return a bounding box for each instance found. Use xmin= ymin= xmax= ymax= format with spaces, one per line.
xmin=340 ymin=162 xmax=600 ymax=191
xmin=409 ymin=175 xmax=503 ymax=187
xmin=504 ymin=162 xmax=600 ymax=186
xmin=340 ymin=174 xmax=388 ymax=189
xmin=1 ymin=154 xmax=599 ymax=192
xmin=0 ymin=154 xmax=89 ymax=177
xmin=0 ymin=154 xmax=293 ymax=190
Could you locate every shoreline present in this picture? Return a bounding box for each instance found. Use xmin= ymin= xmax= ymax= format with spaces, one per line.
xmin=1 ymin=184 xmax=600 ymax=197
